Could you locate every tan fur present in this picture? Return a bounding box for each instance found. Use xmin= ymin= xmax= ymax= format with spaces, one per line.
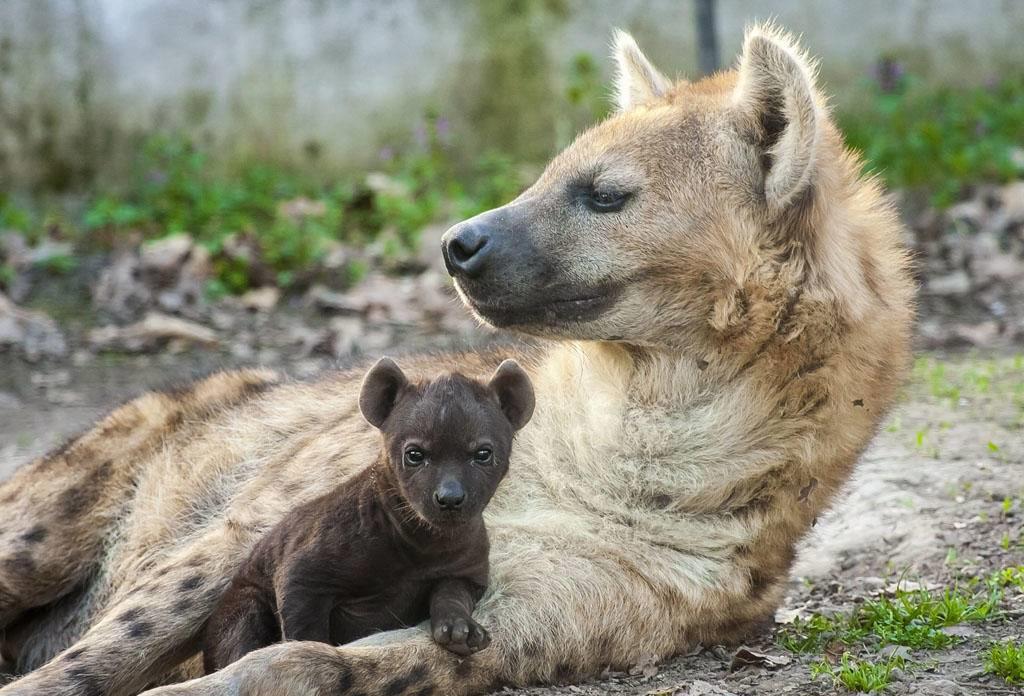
xmin=0 ymin=24 xmax=913 ymax=696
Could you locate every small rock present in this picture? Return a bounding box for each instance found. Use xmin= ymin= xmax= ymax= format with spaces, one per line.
xmin=912 ymin=678 xmax=964 ymax=695
xmin=0 ymin=291 xmax=67 ymax=361
xmin=364 ymin=172 xmax=410 ymax=199
xmin=321 ymin=241 xmax=353 ymax=271
xmin=240 ymin=286 xmax=280 ymax=313
xmin=628 ymin=654 xmax=659 ymax=679
xmin=89 ymin=312 xmax=218 ymax=353
xmin=140 ymin=234 xmax=194 ymax=277
xmin=945 ymin=199 xmax=988 ymax=232
xmin=26 ymin=240 xmax=74 ymax=267
xmin=93 ymin=252 xmax=151 ymax=320
xmin=878 ymin=644 xmax=911 ymax=660
xmin=925 ymin=270 xmax=971 ymax=297
xmin=307 ymin=285 xmax=363 ymax=314
xmin=682 ymin=680 xmax=739 ymax=696
xmin=972 ymin=253 xmax=1024 ymax=284
xmin=0 ymin=231 xmax=29 ymax=266
xmin=277 ymin=197 xmax=327 ymax=221
xmin=998 ymin=180 xmax=1024 ymax=219
xmin=952 ymin=320 xmax=1001 ymax=347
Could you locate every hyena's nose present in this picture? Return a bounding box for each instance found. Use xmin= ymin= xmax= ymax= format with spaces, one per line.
xmin=441 ymin=221 xmax=491 ymax=278
xmin=434 ymin=480 xmax=466 ymax=510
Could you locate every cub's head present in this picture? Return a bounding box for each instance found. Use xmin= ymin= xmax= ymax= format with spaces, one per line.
xmin=359 ymin=357 xmax=534 ymax=527
xmin=442 ymin=24 xmax=842 ymax=351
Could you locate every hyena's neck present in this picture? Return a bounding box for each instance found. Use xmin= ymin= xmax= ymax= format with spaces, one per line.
xmin=493 ymin=341 xmax=723 ymax=516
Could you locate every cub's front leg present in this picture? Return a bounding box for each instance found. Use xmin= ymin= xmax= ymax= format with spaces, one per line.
xmin=430 ymin=577 xmax=489 ymax=656
xmin=275 ymin=574 xmax=334 ymax=644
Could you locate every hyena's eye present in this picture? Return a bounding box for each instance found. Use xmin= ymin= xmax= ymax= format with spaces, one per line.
xmin=585 ymin=188 xmax=630 ymax=213
xmin=404 ymin=448 xmax=426 ymax=467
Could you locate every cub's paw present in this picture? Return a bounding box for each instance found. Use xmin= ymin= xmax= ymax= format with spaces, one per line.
xmin=431 ymin=614 xmax=491 ymax=656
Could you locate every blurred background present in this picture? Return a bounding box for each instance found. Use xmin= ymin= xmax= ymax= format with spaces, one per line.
xmin=1 ymin=3 xmax=1023 ymax=692
xmin=1 ymin=0 xmax=1022 ymax=447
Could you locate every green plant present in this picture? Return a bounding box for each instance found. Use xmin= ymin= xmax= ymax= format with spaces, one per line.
xmin=0 ymin=263 xmax=15 ymax=289
xmin=71 ymin=123 xmax=524 ymax=292
xmin=0 ymin=193 xmax=33 ymax=234
xmin=988 ymin=566 xmax=1024 ymax=593
xmin=984 ymin=641 xmax=1024 ymax=685
xmin=811 ymin=653 xmax=905 ymax=693
xmin=565 ymin=52 xmax=610 ymax=125
xmin=841 ymin=73 xmax=1024 ymax=207
xmin=852 ymin=586 xmax=998 ymax=649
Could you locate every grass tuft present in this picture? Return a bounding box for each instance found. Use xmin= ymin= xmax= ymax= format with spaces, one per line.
xmin=811 ymin=653 xmax=905 ymax=693
xmin=984 ymin=641 xmax=1024 ymax=685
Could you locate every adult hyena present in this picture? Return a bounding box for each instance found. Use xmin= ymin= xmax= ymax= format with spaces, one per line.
xmin=0 ymin=24 xmax=913 ymax=696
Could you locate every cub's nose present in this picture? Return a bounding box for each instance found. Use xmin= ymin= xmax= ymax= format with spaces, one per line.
xmin=441 ymin=221 xmax=491 ymax=278
xmin=433 ymin=480 xmax=466 ymax=510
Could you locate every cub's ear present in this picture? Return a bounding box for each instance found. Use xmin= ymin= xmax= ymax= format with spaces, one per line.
xmin=733 ymin=23 xmax=822 ymax=211
xmin=612 ymin=29 xmax=672 ymax=112
xmin=359 ymin=357 xmax=408 ymax=428
xmin=488 ymin=359 xmax=535 ymax=431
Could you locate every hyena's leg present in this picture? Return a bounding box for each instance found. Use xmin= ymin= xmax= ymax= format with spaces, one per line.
xmin=0 ymin=397 xmax=170 ymax=628
xmin=0 ymin=369 xmax=278 ymax=630
xmin=138 ymin=533 xmax=745 ymax=696
xmin=0 ymin=524 xmax=258 ymax=696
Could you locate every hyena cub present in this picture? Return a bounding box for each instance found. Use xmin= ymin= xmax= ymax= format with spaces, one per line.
xmin=202 ymin=357 xmax=535 ymax=673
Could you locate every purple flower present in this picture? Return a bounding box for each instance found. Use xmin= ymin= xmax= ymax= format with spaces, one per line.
xmin=413 ymin=123 xmax=428 ymax=149
xmin=378 ymin=146 xmax=395 ymax=162
xmin=873 ymin=57 xmax=905 ymax=94
xmin=435 ymin=116 xmax=450 ymax=142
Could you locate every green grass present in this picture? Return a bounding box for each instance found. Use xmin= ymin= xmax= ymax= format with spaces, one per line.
xmin=984 ymin=641 xmax=1024 ymax=685
xmin=988 ymin=565 xmax=1024 ymax=593
xmin=811 ymin=653 xmax=905 ymax=693
xmin=910 ymin=355 xmax=1024 ymax=429
xmin=780 ymin=583 xmax=1000 ymax=655
xmin=854 ymin=587 xmax=998 ymax=649
xmin=780 ymin=573 xmax=1017 ymax=692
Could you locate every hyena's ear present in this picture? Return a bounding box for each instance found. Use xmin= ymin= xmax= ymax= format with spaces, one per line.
xmin=488 ymin=360 xmax=535 ymax=431
xmin=733 ymin=23 xmax=822 ymax=211
xmin=612 ymin=29 xmax=672 ymax=112
xmin=359 ymin=357 xmax=409 ymax=428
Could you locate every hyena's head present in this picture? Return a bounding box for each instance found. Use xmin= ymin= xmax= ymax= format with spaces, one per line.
xmin=443 ymin=24 xmax=860 ymax=350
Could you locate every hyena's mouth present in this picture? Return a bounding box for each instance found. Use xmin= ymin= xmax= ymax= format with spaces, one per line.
xmin=460 ymin=284 xmax=622 ymax=329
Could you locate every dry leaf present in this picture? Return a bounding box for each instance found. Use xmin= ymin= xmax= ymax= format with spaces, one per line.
xmin=728 ymin=646 xmax=791 ymax=672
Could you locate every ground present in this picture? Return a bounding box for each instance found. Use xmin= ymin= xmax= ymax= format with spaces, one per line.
xmin=1 ymin=348 xmax=1022 ymax=695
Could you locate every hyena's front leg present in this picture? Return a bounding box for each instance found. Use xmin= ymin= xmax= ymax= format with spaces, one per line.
xmin=0 ymin=526 xmax=254 ymax=696
xmin=140 ymin=534 xmax=723 ymax=696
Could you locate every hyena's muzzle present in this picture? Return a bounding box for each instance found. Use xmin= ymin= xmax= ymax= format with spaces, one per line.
xmin=441 ymin=203 xmax=624 ymax=330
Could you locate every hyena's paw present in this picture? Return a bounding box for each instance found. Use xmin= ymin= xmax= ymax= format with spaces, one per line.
xmin=431 ymin=614 xmax=491 ymax=656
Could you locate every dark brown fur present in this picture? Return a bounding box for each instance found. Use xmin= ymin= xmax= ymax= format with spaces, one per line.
xmin=202 ymin=359 xmax=534 ymax=673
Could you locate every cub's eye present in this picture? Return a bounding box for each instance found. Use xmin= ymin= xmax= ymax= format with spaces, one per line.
xmin=404 ymin=448 xmax=426 ymax=467
xmin=586 ymin=189 xmax=630 ymax=213
xmin=473 ymin=448 xmax=493 ymax=464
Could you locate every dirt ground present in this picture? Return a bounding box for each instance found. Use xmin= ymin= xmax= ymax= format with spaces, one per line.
xmin=1 ymin=347 xmax=1021 ymax=695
